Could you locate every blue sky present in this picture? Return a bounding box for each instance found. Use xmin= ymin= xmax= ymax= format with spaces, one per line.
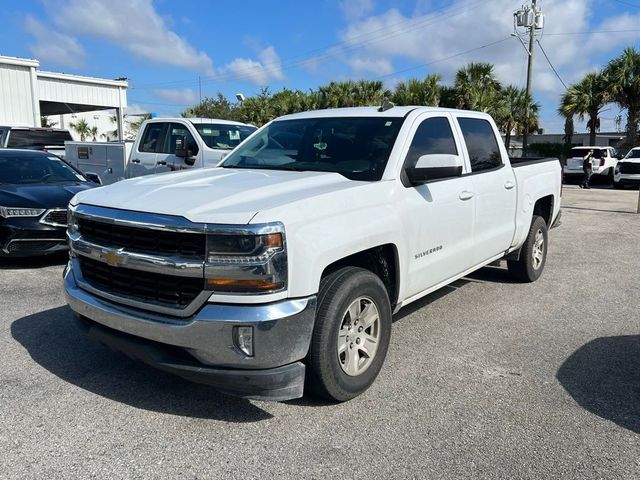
xmin=2 ymin=0 xmax=639 ymax=132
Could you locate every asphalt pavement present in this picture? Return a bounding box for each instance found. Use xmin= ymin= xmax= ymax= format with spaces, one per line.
xmin=0 ymin=184 xmax=638 ymax=479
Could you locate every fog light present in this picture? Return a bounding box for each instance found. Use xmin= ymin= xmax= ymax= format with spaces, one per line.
xmin=233 ymin=326 xmax=254 ymax=357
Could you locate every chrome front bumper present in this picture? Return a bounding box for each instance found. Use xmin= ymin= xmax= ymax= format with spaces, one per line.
xmin=64 ymin=262 xmax=317 ymax=399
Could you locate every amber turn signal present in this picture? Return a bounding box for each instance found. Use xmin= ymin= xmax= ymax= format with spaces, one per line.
xmin=206 ymin=278 xmax=283 ymax=292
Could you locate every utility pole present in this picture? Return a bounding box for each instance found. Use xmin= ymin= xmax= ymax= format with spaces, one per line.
xmin=513 ymin=1 xmax=544 ymax=156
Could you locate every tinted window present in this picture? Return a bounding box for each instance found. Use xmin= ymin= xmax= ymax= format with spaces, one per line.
xmin=569 ymin=148 xmax=604 ymax=159
xmin=163 ymin=123 xmax=199 ymax=155
xmin=194 ymin=124 xmax=256 ymax=150
xmin=458 ymin=118 xmax=502 ymax=172
xmin=0 ymin=151 xmax=86 ymax=184
xmin=7 ymin=129 xmax=73 ymax=148
xmin=221 ymin=117 xmax=403 ymax=181
xmin=624 ymin=149 xmax=640 ymax=159
xmin=405 ymin=117 xmax=457 ymax=168
xmin=139 ymin=123 xmax=166 ymax=153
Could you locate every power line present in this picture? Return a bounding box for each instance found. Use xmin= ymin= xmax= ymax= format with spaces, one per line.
xmin=543 ymin=28 xmax=640 ymax=35
xmin=377 ymin=36 xmax=512 ymax=79
xmin=131 ymin=0 xmax=485 ymax=90
xmin=612 ymin=0 xmax=640 ymax=8
xmin=536 ymin=39 xmax=567 ymax=89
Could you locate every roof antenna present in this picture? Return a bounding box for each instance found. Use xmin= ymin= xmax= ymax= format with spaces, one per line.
xmin=378 ymin=99 xmax=394 ymax=112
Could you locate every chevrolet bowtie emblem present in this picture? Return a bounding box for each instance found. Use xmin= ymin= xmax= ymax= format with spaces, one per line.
xmin=100 ymin=249 xmax=126 ymax=267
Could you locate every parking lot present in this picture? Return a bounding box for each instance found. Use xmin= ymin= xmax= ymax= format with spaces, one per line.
xmin=0 ymin=184 xmax=638 ymax=479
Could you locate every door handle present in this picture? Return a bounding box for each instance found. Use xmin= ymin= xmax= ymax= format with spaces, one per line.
xmin=156 ymin=160 xmax=167 ymax=165
xmin=459 ymin=190 xmax=474 ymax=201
xmin=504 ymin=180 xmax=516 ymax=190
xmin=130 ymin=159 xmax=140 ymax=164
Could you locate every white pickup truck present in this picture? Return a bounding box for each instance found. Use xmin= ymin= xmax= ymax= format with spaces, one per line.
xmin=65 ymin=117 xmax=256 ymax=184
xmin=64 ymin=106 xmax=562 ymax=402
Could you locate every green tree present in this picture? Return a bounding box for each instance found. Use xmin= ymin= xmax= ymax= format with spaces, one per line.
xmin=40 ymin=116 xmax=58 ymax=128
xmin=558 ymin=72 xmax=609 ymax=146
xmin=392 ymin=74 xmax=442 ymax=106
xmin=70 ymin=118 xmax=90 ymax=141
xmin=453 ymin=62 xmax=502 ymax=114
xmin=127 ymin=113 xmax=151 ymax=139
xmin=89 ymin=126 xmax=98 ymax=141
xmin=495 ymin=85 xmax=539 ymax=150
xmin=181 ymin=93 xmax=234 ymax=119
xmin=604 ymin=47 xmax=640 ymax=148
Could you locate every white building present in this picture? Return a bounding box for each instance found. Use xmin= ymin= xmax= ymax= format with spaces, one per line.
xmin=0 ymin=55 xmax=128 ymax=140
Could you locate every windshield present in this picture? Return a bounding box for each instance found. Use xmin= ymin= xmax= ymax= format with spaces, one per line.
xmin=194 ymin=124 xmax=257 ymax=150
xmin=220 ymin=117 xmax=404 ymax=181
xmin=0 ymin=151 xmax=86 ymax=184
xmin=568 ymin=148 xmax=604 ymax=159
xmin=7 ymin=129 xmax=73 ymax=148
xmin=624 ymin=149 xmax=640 ymax=159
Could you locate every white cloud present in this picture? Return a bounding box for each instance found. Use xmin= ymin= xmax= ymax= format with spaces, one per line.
xmin=337 ymin=0 xmax=640 ymax=128
xmin=340 ymin=0 xmax=375 ymax=21
xmin=153 ymin=88 xmax=198 ymax=104
xmin=219 ymin=46 xmax=285 ymax=85
xmin=48 ymin=0 xmax=214 ymax=74
xmin=125 ymin=103 xmax=148 ymax=115
xmin=24 ymin=15 xmax=85 ymax=68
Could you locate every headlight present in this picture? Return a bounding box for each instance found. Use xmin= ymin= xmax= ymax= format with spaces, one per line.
xmin=205 ymin=227 xmax=287 ymax=294
xmin=0 ymin=206 xmax=46 ymax=218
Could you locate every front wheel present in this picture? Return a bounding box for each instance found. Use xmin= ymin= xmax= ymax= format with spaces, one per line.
xmin=507 ymin=215 xmax=548 ymax=282
xmin=306 ymin=267 xmax=392 ymax=402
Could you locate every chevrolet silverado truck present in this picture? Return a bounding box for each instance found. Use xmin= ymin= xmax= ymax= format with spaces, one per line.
xmin=64 ymin=106 xmax=562 ymax=402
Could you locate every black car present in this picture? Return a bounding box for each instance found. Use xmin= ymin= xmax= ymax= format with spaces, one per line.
xmin=0 ymin=149 xmax=97 ymax=257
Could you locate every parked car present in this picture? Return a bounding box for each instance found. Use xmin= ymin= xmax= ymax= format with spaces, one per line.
xmin=64 ymin=106 xmax=562 ymax=402
xmin=613 ymin=147 xmax=640 ymax=189
xmin=563 ymin=146 xmax=618 ymax=183
xmin=0 ymin=149 xmax=97 ymax=257
xmin=65 ymin=118 xmax=257 ymax=185
xmin=0 ymin=126 xmax=73 ymax=158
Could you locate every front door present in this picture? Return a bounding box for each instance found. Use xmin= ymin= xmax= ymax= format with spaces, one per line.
xmin=455 ymin=116 xmax=517 ymax=265
xmin=400 ymin=113 xmax=475 ymax=298
xmin=129 ymin=122 xmax=167 ymax=177
xmin=156 ymin=123 xmax=201 ymax=173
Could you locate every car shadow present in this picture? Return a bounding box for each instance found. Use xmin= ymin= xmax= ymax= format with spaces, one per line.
xmin=0 ymin=252 xmax=68 ymax=270
xmin=10 ymin=306 xmax=273 ymax=422
xmin=556 ymin=335 xmax=640 ymax=434
xmin=466 ymin=265 xmax=519 ymax=284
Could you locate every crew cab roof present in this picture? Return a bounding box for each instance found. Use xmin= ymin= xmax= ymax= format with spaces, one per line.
xmin=142 ymin=117 xmax=253 ymax=127
xmin=275 ymin=106 xmax=491 ymax=121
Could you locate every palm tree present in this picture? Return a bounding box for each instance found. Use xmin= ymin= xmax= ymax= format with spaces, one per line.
xmin=89 ymin=126 xmax=98 ymax=141
xmin=70 ymin=119 xmax=90 ymax=141
xmin=604 ymin=47 xmax=640 ymax=148
xmin=453 ymin=62 xmax=502 ymax=114
xmin=40 ymin=116 xmax=58 ymax=128
xmin=558 ymin=72 xmax=609 ymax=146
xmin=392 ymin=74 xmax=442 ymax=106
xmin=495 ymin=85 xmax=539 ymax=150
xmin=127 ymin=113 xmax=151 ymax=139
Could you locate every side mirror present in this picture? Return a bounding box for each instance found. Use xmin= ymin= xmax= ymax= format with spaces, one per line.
xmin=175 ymin=135 xmax=196 ymax=165
xmin=405 ymin=154 xmax=463 ymax=185
xmin=84 ymin=172 xmax=102 ymax=185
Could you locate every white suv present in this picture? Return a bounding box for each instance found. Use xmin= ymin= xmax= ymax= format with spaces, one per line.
xmin=563 ymin=146 xmax=619 ymax=184
xmin=614 ymin=147 xmax=640 ymax=189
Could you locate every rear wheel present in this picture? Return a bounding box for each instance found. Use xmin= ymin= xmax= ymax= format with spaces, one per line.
xmin=306 ymin=267 xmax=392 ymax=402
xmin=608 ymin=168 xmax=615 ymax=185
xmin=507 ymin=215 xmax=548 ymax=282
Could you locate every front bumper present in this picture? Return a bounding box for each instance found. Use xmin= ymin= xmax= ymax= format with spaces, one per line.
xmin=0 ymin=219 xmax=67 ymax=257
xmin=64 ymin=263 xmax=317 ymax=401
xmin=614 ymin=173 xmax=640 ymax=185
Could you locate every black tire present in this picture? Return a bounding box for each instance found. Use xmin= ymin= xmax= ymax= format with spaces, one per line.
xmin=613 ymin=181 xmax=624 ymax=190
xmin=306 ymin=266 xmax=392 ymax=402
xmin=608 ymin=168 xmax=615 ymax=185
xmin=507 ymin=215 xmax=548 ymax=283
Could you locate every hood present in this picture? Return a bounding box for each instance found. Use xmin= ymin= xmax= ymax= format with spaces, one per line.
xmin=72 ymin=167 xmax=361 ymax=224
xmin=0 ymin=182 xmax=94 ymax=209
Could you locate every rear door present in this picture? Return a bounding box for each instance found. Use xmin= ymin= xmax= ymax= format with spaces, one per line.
xmin=399 ymin=113 xmax=475 ymax=296
xmin=155 ymin=122 xmax=201 ymax=173
xmin=455 ymin=116 xmax=517 ymax=265
xmin=129 ymin=122 xmax=167 ymax=177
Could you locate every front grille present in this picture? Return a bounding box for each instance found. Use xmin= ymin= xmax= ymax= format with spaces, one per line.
xmin=7 ymin=240 xmax=63 ymax=252
xmin=77 ymin=217 xmax=206 ymax=258
xmin=79 ymin=256 xmax=203 ymax=308
xmin=41 ymin=209 xmax=68 ymax=226
xmin=620 ymin=162 xmax=640 ymax=174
